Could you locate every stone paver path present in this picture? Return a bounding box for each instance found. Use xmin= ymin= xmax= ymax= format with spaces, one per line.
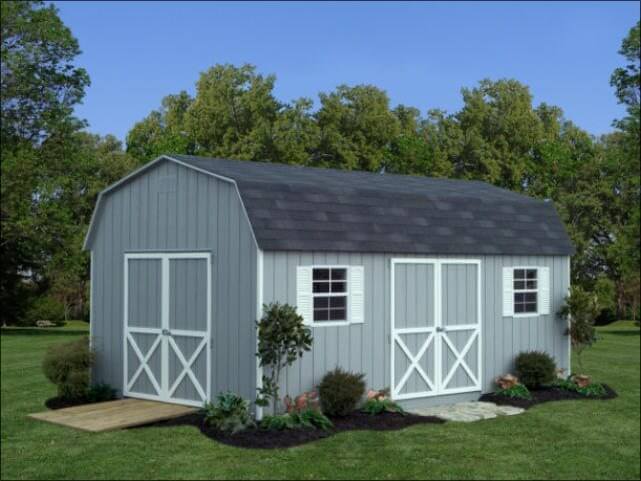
xmin=410 ymin=401 xmax=524 ymax=422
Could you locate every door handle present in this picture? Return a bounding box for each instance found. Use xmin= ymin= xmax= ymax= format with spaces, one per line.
xmin=436 ymin=326 xmax=445 ymax=333
xmin=162 ymin=328 xmax=170 ymax=336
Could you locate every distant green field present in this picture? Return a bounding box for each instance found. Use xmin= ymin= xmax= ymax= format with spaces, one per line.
xmin=1 ymin=321 xmax=639 ymax=480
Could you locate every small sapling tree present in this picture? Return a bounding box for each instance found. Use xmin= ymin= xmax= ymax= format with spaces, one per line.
xmin=256 ymin=303 xmax=313 ymax=413
xmin=558 ymin=285 xmax=599 ymax=372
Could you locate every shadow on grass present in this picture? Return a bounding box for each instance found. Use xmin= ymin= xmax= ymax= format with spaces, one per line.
xmin=1 ymin=328 xmax=88 ymax=337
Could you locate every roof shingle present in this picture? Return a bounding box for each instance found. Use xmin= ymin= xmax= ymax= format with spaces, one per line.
xmin=171 ymin=154 xmax=574 ymax=256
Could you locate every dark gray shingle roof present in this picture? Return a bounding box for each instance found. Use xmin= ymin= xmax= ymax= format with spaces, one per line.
xmin=171 ymin=154 xmax=574 ymax=256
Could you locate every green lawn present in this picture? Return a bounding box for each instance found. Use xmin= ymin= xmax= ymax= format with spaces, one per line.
xmin=1 ymin=322 xmax=639 ymax=480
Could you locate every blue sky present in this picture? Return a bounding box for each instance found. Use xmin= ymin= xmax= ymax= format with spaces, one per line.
xmin=55 ymin=1 xmax=639 ymax=142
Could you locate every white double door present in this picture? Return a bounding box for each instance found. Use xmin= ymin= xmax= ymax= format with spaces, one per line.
xmin=391 ymin=259 xmax=482 ymax=400
xmin=123 ymin=252 xmax=211 ymax=407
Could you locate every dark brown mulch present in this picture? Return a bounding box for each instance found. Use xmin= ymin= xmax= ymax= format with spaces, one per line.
xmin=45 ymin=396 xmax=91 ymax=410
xmin=137 ymin=410 xmax=445 ymax=449
xmin=479 ymin=383 xmax=618 ymax=409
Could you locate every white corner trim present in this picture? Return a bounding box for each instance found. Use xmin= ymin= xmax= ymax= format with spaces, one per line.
xmin=255 ymin=248 xmax=264 ymax=421
xmin=566 ymin=256 xmax=572 ymax=376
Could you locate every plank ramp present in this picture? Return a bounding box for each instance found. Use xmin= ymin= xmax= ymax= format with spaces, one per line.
xmin=28 ymin=398 xmax=196 ymax=432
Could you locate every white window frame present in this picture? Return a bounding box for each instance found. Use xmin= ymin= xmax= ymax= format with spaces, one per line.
xmin=310 ymin=265 xmax=350 ymax=327
xmin=512 ymin=266 xmax=540 ymax=318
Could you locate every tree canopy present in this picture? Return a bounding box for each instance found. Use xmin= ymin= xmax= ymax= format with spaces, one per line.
xmin=1 ymin=2 xmax=639 ymax=325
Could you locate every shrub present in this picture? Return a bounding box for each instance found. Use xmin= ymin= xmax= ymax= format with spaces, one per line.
xmin=42 ymin=337 xmax=94 ymax=399
xmin=203 ymin=392 xmax=255 ymax=434
xmin=24 ymin=296 xmax=66 ymax=327
xmin=496 ymin=383 xmax=532 ymax=400
xmin=514 ymin=351 xmax=556 ymax=389
xmin=318 ymin=368 xmax=366 ymax=417
xmin=259 ymin=409 xmax=333 ymax=431
xmin=86 ymin=383 xmax=117 ymax=403
xmin=256 ymin=303 xmax=313 ymax=412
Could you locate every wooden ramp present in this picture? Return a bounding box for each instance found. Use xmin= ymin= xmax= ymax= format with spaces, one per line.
xmin=28 ymin=398 xmax=196 ymax=432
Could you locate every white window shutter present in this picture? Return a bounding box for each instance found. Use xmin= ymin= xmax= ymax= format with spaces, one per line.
xmin=349 ymin=266 xmax=365 ymax=324
xmin=296 ymin=266 xmax=313 ymax=325
xmin=539 ymin=267 xmax=550 ymax=315
xmin=503 ymin=267 xmax=514 ymax=317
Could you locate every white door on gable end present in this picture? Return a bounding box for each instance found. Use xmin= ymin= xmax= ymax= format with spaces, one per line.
xmin=124 ymin=252 xmax=211 ymax=407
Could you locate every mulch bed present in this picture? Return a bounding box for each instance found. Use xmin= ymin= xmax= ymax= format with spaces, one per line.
xmin=139 ymin=410 xmax=445 ymax=449
xmin=479 ymin=384 xmax=618 ymax=409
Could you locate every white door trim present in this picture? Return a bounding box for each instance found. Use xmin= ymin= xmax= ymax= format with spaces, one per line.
xmin=123 ymin=252 xmax=212 ymax=408
xmin=390 ymin=258 xmax=482 ymax=401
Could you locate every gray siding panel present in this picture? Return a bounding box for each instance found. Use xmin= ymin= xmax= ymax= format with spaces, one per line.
xmin=262 ymin=252 xmax=570 ymax=407
xmin=90 ymin=159 xmax=258 ymax=404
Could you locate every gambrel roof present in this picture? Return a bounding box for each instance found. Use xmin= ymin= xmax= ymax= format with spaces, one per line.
xmin=85 ymin=154 xmax=574 ymax=256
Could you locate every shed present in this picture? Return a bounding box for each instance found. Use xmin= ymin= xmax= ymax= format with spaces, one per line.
xmin=84 ymin=154 xmax=573 ymax=415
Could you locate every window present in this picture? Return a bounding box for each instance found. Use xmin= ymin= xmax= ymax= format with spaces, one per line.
xmin=312 ymin=268 xmax=348 ymax=322
xmin=513 ymin=268 xmax=538 ymax=314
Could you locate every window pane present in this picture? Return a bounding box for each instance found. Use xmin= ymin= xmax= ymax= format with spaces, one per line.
xmin=525 ymin=292 xmax=537 ymax=302
xmin=524 ymin=302 xmax=537 ymax=313
xmin=526 ymin=280 xmax=537 ymax=289
xmin=526 ymin=269 xmax=538 ymax=279
xmin=329 ymin=308 xmax=346 ymax=321
xmin=514 ymin=280 xmax=525 ymax=290
xmin=313 ymin=309 xmax=329 ymax=321
xmin=514 ymin=269 xmax=525 ymax=280
xmin=313 ymin=269 xmax=330 ymax=281
xmin=514 ymin=303 xmax=525 ymax=313
xmin=313 ymin=282 xmax=330 ymax=293
xmin=331 ymin=269 xmax=347 ymax=281
xmin=330 ymin=296 xmax=346 ymax=308
xmin=314 ymin=297 xmax=329 ymax=309
xmin=331 ymin=282 xmax=346 ymax=293
xmin=514 ymin=292 xmax=526 ymax=303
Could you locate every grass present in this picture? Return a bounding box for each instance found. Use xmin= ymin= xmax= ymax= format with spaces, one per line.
xmin=1 ymin=321 xmax=639 ymax=480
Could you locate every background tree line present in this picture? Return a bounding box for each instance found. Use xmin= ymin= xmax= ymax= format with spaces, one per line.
xmin=2 ymin=1 xmax=639 ymax=326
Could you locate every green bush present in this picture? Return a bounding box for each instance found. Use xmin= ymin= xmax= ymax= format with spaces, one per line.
xmin=203 ymin=392 xmax=255 ymax=434
xmin=361 ymin=398 xmax=406 ymax=416
xmin=496 ymin=383 xmax=532 ymax=400
xmin=23 ymin=296 xmax=66 ymax=327
xmin=514 ymin=351 xmax=557 ymax=389
xmin=42 ymin=337 xmax=94 ymax=399
xmin=260 ymin=409 xmax=333 ymax=431
xmin=318 ymin=368 xmax=366 ymax=417
xmin=86 ymin=383 xmax=117 ymax=403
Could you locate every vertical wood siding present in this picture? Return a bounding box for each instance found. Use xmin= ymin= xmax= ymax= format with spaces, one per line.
xmin=262 ymin=252 xmax=570 ymax=406
xmin=90 ymin=159 xmax=258 ymax=403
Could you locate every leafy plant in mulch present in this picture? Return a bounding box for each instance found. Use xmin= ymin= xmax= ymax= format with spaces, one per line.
xmin=256 ymin=303 xmax=313 ymax=413
xmin=318 ymin=368 xmax=366 ymax=417
xmin=203 ymin=392 xmax=256 ymax=434
xmin=553 ymin=377 xmax=608 ymax=398
xmin=361 ymin=389 xmax=406 ymax=416
xmin=260 ymin=409 xmax=333 ymax=431
xmin=496 ymin=383 xmax=532 ymax=400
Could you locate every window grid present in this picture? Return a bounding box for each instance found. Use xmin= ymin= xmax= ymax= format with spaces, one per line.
xmin=313 ymin=268 xmax=348 ymax=322
xmin=513 ymin=268 xmax=538 ymax=314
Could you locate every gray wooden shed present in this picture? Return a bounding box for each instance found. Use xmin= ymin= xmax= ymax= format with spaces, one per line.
xmin=84 ymin=154 xmax=574 ymax=415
